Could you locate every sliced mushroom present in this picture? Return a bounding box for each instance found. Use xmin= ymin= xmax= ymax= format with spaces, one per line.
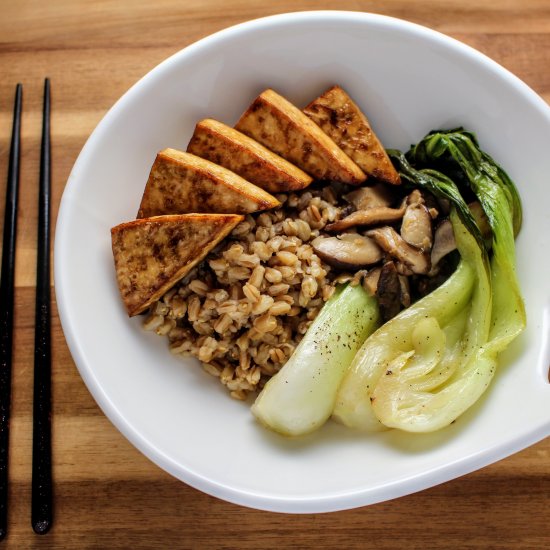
xmin=344 ymin=183 xmax=393 ymax=210
xmin=417 ymin=189 xmax=440 ymax=219
xmin=406 ymin=189 xmax=424 ymax=206
xmin=400 ymin=202 xmax=433 ymax=251
xmin=428 ymin=207 xmax=439 ymax=220
xmin=427 ymin=203 xmax=489 ymax=273
xmin=366 ymin=226 xmax=430 ymax=274
xmin=398 ymin=275 xmax=411 ymax=307
xmin=395 ymin=262 xmax=414 ymax=276
xmin=311 ymin=233 xmax=383 ymax=270
xmin=326 ymin=205 xmax=406 ymax=232
xmin=362 ymin=266 xmax=382 ymax=296
xmin=376 ymin=261 xmax=401 ymax=322
xmin=430 ymin=219 xmax=457 ymax=270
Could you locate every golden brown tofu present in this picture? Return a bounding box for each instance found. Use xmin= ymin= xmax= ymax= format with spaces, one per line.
xmin=235 ymin=89 xmax=366 ymax=185
xmin=303 ymin=86 xmax=401 ymax=185
xmin=187 ymin=119 xmax=313 ymax=193
xmin=137 ymin=149 xmax=280 ymax=218
xmin=111 ymin=213 xmax=243 ymax=316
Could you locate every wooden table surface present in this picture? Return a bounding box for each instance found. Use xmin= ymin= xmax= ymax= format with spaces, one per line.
xmin=1 ymin=1 xmax=549 ymax=548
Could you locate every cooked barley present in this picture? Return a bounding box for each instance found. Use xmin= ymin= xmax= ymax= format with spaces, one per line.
xmin=188 ymin=279 xmax=209 ymax=296
xmin=269 ymin=301 xmax=292 ymax=316
xmin=144 ymin=189 xmax=356 ymax=399
xmin=242 ymin=282 xmax=261 ymax=303
xmin=251 ymin=294 xmax=274 ymax=315
xmin=156 ymin=318 xmax=176 ymax=336
xmin=264 ymin=267 xmax=283 ymax=283
xmin=227 ymin=266 xmax=250 ymax=280
xmin=143 ymin=314 xmax=164 ymax=331
xmin=187 ymin=295 xmax=201 ymax=322
xmin=250 ymin=241 xmax=271 ymax=261
xmin=248 ymin=265 xmax=265 ymax=288
xmin=214 ymin=313 xmax=233 ymax=334
xmin=267 ymin=283 xmax=290 ymax=297
xmin=254 ymin=313 xmax=277 ymax=334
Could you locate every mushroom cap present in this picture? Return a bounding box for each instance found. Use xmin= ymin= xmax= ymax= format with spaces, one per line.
xmin=344 ymin=183 xmax=394 ymax=210
xmin=367 ymin=226 xmax=431 ymax=275
xmin=401 ymin=201 xmax=433 ymax=251
xmin=312 ymin=233 xmax=383 ymax=270
xmin=326 ymin=205 xmax=406 ymax=232
xmin=430 ymin=219 xmax=457 ymax=270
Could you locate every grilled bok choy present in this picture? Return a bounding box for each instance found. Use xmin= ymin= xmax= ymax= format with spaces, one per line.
xmin=252 ymin=284 xmax=379 ymax=436
xmin=333 ymin=212 xmax=489 ymax=431
xmin=408 ymin=129 xmax=525 ymax=348
xmin=333 ymin=130 xmax=525 ymax=432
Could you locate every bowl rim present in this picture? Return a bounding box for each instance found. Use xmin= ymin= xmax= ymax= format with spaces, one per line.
xmin=54 ymin=10 xmax=550 ymax=513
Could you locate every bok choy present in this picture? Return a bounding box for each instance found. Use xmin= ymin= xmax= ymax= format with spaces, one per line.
xmin=252 ymin=284 xmax=379 ymax=436
xmin=333 ymin=212 xmax=490 ymax=431
xmin=333 ymin=129 xmax=525 ymax=432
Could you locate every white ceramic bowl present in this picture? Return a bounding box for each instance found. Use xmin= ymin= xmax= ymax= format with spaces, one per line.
xmin=55 ymin=11 xmax=550 ymax=513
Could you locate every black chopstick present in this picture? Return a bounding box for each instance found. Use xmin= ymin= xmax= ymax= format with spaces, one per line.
xmin=31 ymin=78 xmax=52 ymax=535
xmin=0 ymin=83 xmax=22 ymax=542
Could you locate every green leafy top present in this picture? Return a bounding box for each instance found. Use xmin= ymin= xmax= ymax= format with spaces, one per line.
xmin=406 ymin=128 xmax=522 ymax=237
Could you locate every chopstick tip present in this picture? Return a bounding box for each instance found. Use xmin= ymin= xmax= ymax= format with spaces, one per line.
xmin=14 ymin=83 xmax=23 ymax=106
xmin=32 ymin=518 xmax=52 ymax=535
xmin=44 ymin=78 xmax=50 ymax=101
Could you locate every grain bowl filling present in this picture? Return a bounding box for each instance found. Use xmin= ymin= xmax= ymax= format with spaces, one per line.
xmin=110 ymin=85 xmax=524 ymax=436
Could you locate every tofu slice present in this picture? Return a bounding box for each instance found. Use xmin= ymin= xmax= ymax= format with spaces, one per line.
xmin=137 ymin=149 xmax=280 ymax=218
xmin=235 ymin=89 xmax=366 ymax=185
xmin=303 ymin=86 xmax=401 ymax=185
xmin=111 ymin=213 xmax=243 ymax=316
xmin=187 ymin=119 xmax=313 ymax=193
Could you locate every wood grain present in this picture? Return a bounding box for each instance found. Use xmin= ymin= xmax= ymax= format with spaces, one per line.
xmin=0 ymin=1 xmax=549 ymax=548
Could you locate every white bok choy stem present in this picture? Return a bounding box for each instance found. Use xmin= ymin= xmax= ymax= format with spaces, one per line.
xmin=252 ymin=284 xmax=379 ymax=436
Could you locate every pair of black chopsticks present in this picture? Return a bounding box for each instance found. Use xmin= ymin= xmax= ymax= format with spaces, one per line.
xmin=0 ymin=80 xmax=52 ymax=540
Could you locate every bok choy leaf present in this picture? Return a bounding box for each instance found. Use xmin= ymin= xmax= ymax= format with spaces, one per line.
xmin=408 ymin=129 xmax=526 ymax=349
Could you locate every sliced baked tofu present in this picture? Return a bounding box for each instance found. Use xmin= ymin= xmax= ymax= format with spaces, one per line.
xmin=187 ymin=119 xmax=313 ymax=193
xmin=303 ymin=86 xmax=401 ymax=185
xmin=137 ymin=149 xmax=280 ymax=218
xmin=111 ymin=213 xmax=243 ymax=316
xmin=235 ymin=89 xmax=366 ymax=185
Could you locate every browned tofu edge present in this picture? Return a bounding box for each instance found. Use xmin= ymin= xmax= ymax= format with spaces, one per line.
xmin=137 ymin=149 xmax=280 ymax=218
xmin=111 ymin=213 xmax=243 ymax=316
xmin=235 ymin=89 xmax=367 ymax=185
xmin=187 ymin=119 xmax=313 ymax=192
xmin=304 ymin=85 xmax=401 ymax=185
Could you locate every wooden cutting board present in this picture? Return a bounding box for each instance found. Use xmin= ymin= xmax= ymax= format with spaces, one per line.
xmin=0 ymin=1 xmax=548 ymax=548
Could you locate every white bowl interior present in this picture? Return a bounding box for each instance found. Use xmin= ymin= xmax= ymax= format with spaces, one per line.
xmin=55 ymin=11 xmax=550 ymax=513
